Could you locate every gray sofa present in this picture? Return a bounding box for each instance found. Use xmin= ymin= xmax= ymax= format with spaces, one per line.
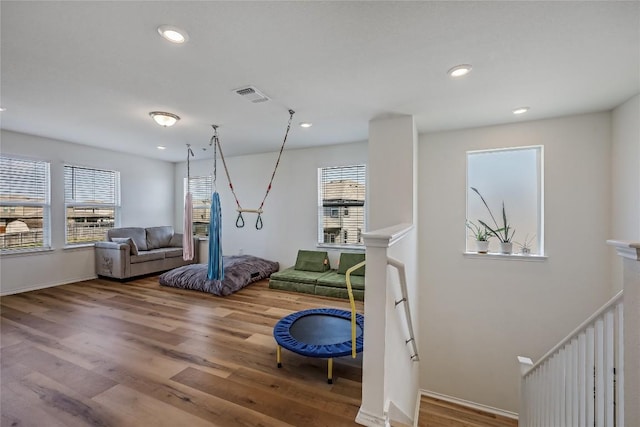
xmin=94 ymin=226 xmax=198 ymax=279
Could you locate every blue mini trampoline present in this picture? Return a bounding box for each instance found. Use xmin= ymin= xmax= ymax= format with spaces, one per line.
xmin=273 ymin=307 xmax=364 ymax=384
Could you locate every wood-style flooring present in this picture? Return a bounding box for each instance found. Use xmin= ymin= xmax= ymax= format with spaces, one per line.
xmin=1 ymin=275 xmax=518 ymax=427
xmin=1 ymin=276 xmax=364 ymax=427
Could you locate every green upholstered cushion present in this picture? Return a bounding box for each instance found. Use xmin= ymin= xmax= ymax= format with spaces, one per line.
xmin=268 ymin=278 xmax=316 ymax=295
xmin=270 ymin=267 xmax=333 ymax=285
xmin=337 ymin=252 xmax=366 ymax=275
xmin=316 ymin=271 xmax=365 ymax=290
xmin=294 ymin=250 xmax=330 ymax=272
xmin=315 ymin=285 xmax=364 ymax=301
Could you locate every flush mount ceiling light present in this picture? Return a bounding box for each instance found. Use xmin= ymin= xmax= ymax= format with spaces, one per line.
xmin=149 ymin=111 xmax=180 ymax=127
xmin=299 ymin=122 xmax=312 ymax=128
xmin=513 ymin=107 xmax=530 ymax=115
xmin=157 ymin=25 xmax=189 ymax=44
xmin=157 ymin=146 xmax=166 ymax=150
xmin=447 ymin=64 xmax=472 ymax=78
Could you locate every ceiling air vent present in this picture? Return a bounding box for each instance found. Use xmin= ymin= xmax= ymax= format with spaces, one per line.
xmin=233 ymin=86 xmax=270 ymax=103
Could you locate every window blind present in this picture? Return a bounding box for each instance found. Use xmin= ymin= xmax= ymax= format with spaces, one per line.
xmin=0 ymin=155 xmax=50 ymax=250
xmin=64 ymin=165 xmax=120 ymax=244
xmin=187 ymin=176 xmax=213 ymax=236
xmin=1 ymin=156 xmax=50 ymax=204
xmin=318 ymin=165 xmax=366 ymax=246
xmin=64 ymin=166 xmax=119 ymax=205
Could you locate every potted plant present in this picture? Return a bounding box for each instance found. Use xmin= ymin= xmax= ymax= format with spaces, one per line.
xmin=515 ymin=233 xmax=535 ymax=255
xmin=466 ymin=220 xmax=491 ymax=253
xmin=470 ymin=187 xmax=515 ymax=254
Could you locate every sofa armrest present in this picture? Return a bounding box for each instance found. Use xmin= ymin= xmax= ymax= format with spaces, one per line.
xmin=95 ymin=241 xmax=130 ymax=278
xmin=95 ymin=241 xmax=126 ymax=250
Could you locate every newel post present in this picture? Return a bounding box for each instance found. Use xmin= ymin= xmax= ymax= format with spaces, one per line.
xmin=607 ymin=240 xmax=640 ymax=426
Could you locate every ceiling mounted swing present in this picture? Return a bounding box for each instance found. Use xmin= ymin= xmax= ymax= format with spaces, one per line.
xmin=210 ymin=109 xmax=295 ymax=230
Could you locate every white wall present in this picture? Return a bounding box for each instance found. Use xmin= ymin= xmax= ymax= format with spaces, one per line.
xmin=611 ymin=94 xmax=640 ymax=292
xmin=0 ymin=130 xmax=174 ymax=295
xmin=173 ymin=141 xmax=367 ymax=269
xmin=418 ymin=112 xmax=613 ymax=413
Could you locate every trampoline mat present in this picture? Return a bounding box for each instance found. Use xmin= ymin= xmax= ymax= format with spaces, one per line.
xmin=289 ymin=314 xmax=363 ymax=345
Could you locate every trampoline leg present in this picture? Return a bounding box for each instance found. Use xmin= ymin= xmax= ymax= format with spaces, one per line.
xmin=327 ymin=358 xmax=333 ymax=384
xmin=276 ymin=345 xmax=282 ymax=368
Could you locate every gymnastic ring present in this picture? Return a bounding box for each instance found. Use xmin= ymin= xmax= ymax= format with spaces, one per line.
xmin=236 ymin=212 xmax=245 ymax=228
xmin=255 ymin=213 xmax=263 ymax=230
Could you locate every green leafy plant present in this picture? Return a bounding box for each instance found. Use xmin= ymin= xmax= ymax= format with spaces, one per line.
xmin=515 ymin=233 xmax=535 ymax=254
xmin=470 ymin=187 xmax=515 ymax=243
xmin=466 ymin=220 xmax=491 ymax=241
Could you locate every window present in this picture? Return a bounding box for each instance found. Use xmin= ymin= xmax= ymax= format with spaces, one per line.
xmin=318 ymin=165 xmax=366 ymax=247
xmin=0 ymin=155 xmax=51 ymax=251
xmin=186 ymin=176 xmax=213 ymax=236
xmin=466 ymin=146 xmax=544 ymax=256
xmin=64 ymin=165 xmax=120 ymax=245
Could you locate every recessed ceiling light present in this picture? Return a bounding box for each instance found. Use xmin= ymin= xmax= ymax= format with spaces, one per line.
xmin=157 ymin=146 xmax=167 ymax=150
xmin=149 ymin=111 xmax=180 ymax=127
xmin=157 ymin=25 xmax=189 ymax=44
xmin=0 ymin=107 xmax=6 ymax=112
xmin=513 ymin=107 xmax=530 ymax=115
xmin=447 ymin=64 xmax=472 ymax=78
xmin=299 ymin=122 xmax=312 ymax=128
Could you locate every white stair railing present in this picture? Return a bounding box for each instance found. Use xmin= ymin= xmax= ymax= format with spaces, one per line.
xmin=518 ymin=291 xmax=624 ymax=427
xmin=387 ymin=256 xmax=419 ymax=362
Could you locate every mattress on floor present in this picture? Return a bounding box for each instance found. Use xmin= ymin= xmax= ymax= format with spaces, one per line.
xmin=159 ymin=255 xmax=279 ymax=296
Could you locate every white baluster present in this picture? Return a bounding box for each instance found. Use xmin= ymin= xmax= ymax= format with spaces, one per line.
xmin=596 ymin=317 xmax=605 ymax=427
xmin=587 ymin=324 xmax=595 ymax=426
xmin=604 ymin=309 xmax=615 ymax=426
xmin=569 ymin=338 xmax=579 ymax=426
xmin=616 ymin=303 xmax=624 ymax=427
xmin=578 ymin=331 xmax=587 ymax=426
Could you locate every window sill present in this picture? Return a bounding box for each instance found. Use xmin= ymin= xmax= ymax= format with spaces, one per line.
xmin=463 ymin=252 xmax=547 ymax=261
xmin=1 ymin=247 xmax=54 ymax=257
xmin=316 ymin=243 xmax=365 ymax=251
xmin=64 ymin=243 xmax=96 ymax=250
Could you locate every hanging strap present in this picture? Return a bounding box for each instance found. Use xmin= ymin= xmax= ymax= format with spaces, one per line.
xmin=211 ymin=109 xmax=294 ymax=230
xmin=258 ymin=109 xmax=295 ymax=212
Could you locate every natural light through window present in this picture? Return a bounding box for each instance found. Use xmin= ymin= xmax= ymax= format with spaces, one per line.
xmin=318 ymin=165 xmax=366 ymax=247
xmin=466 ymin=146 xmax=544 ymax=256
xmin=186 ymin=176 xmax=213 ymax=237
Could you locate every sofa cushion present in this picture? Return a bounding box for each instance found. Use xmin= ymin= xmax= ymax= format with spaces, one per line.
xmin=294 ymin=250 xmax=330 ymax=272
xmin=270 ymin=267 xmax=333 ymax=285
xmin=111 ymin=237 xmax=139 ymax=255
xmin=337 ymin=252 xmax=366 ymax=276
xmin=109 ymin=227 xmax=148 ymax=251
xmin=146 ymin=226 xmax=174 ymax=250
xmin=130 ymin=250 xmax=165 ymax=264
xmin=162 ymin=247 xmax=184 ymax=258
xmin=316 ymin=271 xmax=365 ymax=290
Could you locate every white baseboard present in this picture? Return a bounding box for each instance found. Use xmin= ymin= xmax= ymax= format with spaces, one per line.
xmin=356 ymin=407 xmax=390 ymax=427
xmin=0 ymin=274 xmax=98 ymax=296
xmin=420 ymin=389 xmax=519 ymax=420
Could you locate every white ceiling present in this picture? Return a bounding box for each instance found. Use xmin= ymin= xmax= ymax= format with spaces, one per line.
xmin=1 ymin=1 xmax=638 ymax=162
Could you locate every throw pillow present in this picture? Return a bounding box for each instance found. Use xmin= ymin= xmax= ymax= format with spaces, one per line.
xmin=111 ymin=237 xmax=139 ymax=255
xmin=337 ymin=252 xmax=366 ymax=275
xmin=294 ymin=250 xmax=330 ymax=272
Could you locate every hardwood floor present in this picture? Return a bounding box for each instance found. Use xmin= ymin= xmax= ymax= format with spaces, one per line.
xmin=417 ymin=396 xmax=518 ymax=427
xmin=1 ymin=276 xmax=364 ymax=427
xmin=2 ymin=276 xmax=518 ymax=427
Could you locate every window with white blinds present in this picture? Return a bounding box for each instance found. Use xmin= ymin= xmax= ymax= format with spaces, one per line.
xmin=318 ymin=165 xmax=366 ymax=246
xmin=186 ymin=176 xmax=213 ymax=236
xmin=64 ymin=165 xmax=120 ymax=245
xmin=0 ymin=155 xmax=51 ymax=251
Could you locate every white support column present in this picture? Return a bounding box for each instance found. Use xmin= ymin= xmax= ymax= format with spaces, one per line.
xmin=607 ymin=240 xmax=640 ymax=427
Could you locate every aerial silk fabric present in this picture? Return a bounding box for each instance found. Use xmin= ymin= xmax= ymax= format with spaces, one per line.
xmin=182 ymin=192 xmax=194 ymax=261
xmin=207 ymin=191 xmax=224 ymax=280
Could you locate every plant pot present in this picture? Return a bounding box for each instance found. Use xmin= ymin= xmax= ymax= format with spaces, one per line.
xmin=475 ymin=240 xmax=489 ymax=254
xmin=499 ymin=241 xmax=513 ymax=255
